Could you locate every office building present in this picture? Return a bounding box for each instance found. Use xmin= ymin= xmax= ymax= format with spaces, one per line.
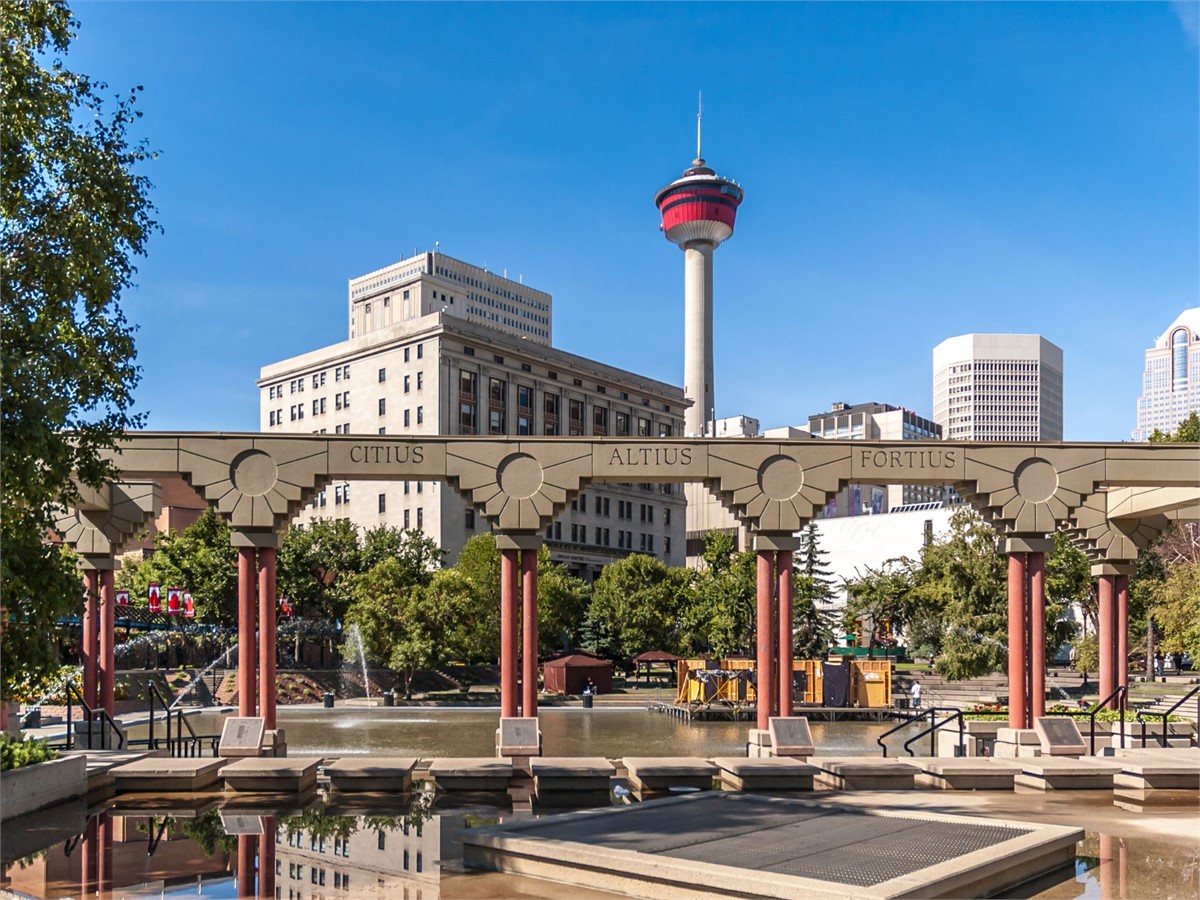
xmin=933 ymin=334 xmax=1063 ymax=441
xmin=260 ymin=252 xmax=685 ymax=577
xmin=1132 ymin=308 xmax=1200 ymax=441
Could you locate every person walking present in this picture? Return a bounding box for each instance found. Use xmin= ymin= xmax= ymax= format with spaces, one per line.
xmin=910 ymin=680 xmax=922 ymax=710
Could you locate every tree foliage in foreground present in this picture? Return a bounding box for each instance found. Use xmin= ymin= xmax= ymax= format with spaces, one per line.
xmin=1 ymin=0 xmax=157 ymax=697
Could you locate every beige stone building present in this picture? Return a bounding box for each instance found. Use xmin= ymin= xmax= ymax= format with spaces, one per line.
xmin=260 ymin=253 xmax=685 ymax=576
xmin=933 ymin=333 xmax=1064 ymax=441
xmin=1132 ymin=307 xmax=1200 ymax=441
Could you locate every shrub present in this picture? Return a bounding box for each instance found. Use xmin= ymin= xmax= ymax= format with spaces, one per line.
xmin=0 ymin=735 xmax=59 ymax=771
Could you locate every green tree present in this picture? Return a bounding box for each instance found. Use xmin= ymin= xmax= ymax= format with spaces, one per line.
xmin=1044 ymin=531 xmax=1088 ymax=659
xmin=677 ymin=531 xmax=756 ymax=658
xmin=587 ymin=554 xmax=687 ymax=659
xmin=794 ymin=523 xmax=837 ymax=659
xmin=276 ymin=519 xmax=362 ymax=621
xmin=1 ymin=0 xmax=157 ymax=699
xmin=116 ymin=508 xmax=237 ymax=624
xmin=360 ymin=524 xmax=443 ymax=574
xmin=908 ymin=509 xmax=1007 ymax=679
xmin=843 ymin=559 xmax=913 ymax=658
xmin=1148 ymin=410 xmax=1200 ymax=443
xmin=344 ymin=563 xmax=472 ymax=698
xmin=1147 ymin=523 xmax=1200 ymax=661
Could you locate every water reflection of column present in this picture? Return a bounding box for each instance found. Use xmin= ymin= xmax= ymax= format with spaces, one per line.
xmin=755 ymin=549 xmax=774 ymax=731
xmin=82 ymin=568 xmax=100 ymax=709
xmin=776 ymin=549 xmax=794 ymax=719
xmin=521 ymin=548 xmax=539 ymax=719
xmin=499 ymin=547 xmax=519 ymax=718
xmin=1098 ymin=832 xmax=1116 ymax=899
xmin=1028 ymin=552 xmax=1046 ymax=719
xmin=258 ymin=546 xmax=277 ymax=730
xmin=237 ymin=834 xmax=255 ymax=899
xmin=100 ymin=568 xmax=116 ymax=716
xmin=1006 ymin=553 xmax=1028 ymax=729
xmin=237 ymin=547 xmax=257 ymax=718
xmin=258 ymin=818 xmax=276 ymax=900
xmin=97 ymin=811 xmax=113 ymax=894
xmin=80 ymin=815 xmax=97 ymax=898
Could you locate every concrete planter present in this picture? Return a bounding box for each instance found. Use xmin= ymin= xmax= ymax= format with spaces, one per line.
xmin=1 ymin=755 xmax=87 ymax=822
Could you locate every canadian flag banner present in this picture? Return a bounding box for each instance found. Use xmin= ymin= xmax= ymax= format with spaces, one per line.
xmin=183 ymin=592 xmax=195 ymax=618
xmin=280 ymin=597 xmax=293 ymax=619
xmin=167 ymin=588 xmax=182 ymax=615
xmin=148 ymin=583 xmax=161 ymax=613
xmin=115 ymin=590 xmax=130 ymax=608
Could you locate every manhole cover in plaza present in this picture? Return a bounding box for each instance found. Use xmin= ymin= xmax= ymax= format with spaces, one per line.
xmin=461 ymin=792 xmax=1083 ymax=899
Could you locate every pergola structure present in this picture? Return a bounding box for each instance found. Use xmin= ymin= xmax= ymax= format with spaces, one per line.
xmin=55 ymin=434 xmax=1200 ymax=735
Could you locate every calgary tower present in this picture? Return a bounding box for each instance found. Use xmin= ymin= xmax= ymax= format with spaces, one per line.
xmin=654 ymin=98 xmax=744 ymax=437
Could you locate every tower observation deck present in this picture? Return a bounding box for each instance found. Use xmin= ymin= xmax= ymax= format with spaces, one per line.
xmin=655 ymin=145 xmax=744 ymax=437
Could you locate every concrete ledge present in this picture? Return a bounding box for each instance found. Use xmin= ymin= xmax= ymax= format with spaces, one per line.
xmin=1113 ymin=757 xmax=1199 ymax=791
xmin=324 ymin=756 xmax=415 ymax=793
xmin=911 ymin=757 xmax=1017 ymax=791
xmin=531 ymin=757 xmax=614 ymax=796
xmin=1013 ymin=758 xmax=1119 ymax=791
xmin=222 ymin=758 xmax=318 ymax=793
xmin=807 ymin=757 xmax=916 ymax=791
xmin=112 ymin=757 xmax=226 ymax=793
xmin=58 ymin=749 xmax=164 ymax=795
xmin=427 ymin=758 xmax=513 ymax=791
xmin=713 ymin=757 xmax=814 ymax=792
xmin=624 ymin=757 xmax=717 ymax=792
xmin=1 ymin=756 xmax=86 ymax=822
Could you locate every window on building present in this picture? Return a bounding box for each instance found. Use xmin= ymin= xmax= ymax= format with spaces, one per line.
xmin=616 ymin=412 xmax=630 ymax=436
xmin=417 ymin=371 xmax=423 ymax=390
xmin=378 ymin=368 xmax=386 ymax=382
xmin=465 ymin=509 xmax=475 ymax=530
xmin=404 ymin=348 xmax=410 ymax=363
xmin=378 ymin=398 xmax=386 ymax=415
xmin=638 ymin=416 xmax=651 ymax=436
xmin=404 ymin=375 xmax=411 ymax=393
xmin=417 ymin=406 xmax=423 ymax=424
xmin=593 ymin=406 xmax=608 ymax=435
xmin=416 ymin=508 xmax=423 ymax=529
xmin=404 ymin=409 xmax=410 ymax=427
xmin=378 ymin=493 xmax=386 ymax=514
xmin=568 ymin=399 xmax=584 ymax=436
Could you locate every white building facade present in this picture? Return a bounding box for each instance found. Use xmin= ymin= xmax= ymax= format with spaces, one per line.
xmin=933 ymin=334 xmax=1064 ymax=441
xmin=261 ymin=254 xmax=685 ymax=577
xmin=1132 ymin=308 xmax=1200 ymax=441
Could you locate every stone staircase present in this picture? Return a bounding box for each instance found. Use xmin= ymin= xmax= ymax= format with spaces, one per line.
xmin=893 ymin=671 xmax=1088 ymax=710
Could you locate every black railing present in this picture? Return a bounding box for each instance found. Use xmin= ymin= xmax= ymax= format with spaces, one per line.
xmin=141 ymin=682 xmax=209 ymax=756
xmin=877 ymin=706 xmax=960 ymax=757
xmin=903 ymin=708 xmax=966 ymax=758
xmin=64 ymin=683 xmax=126 ymax=750
xmin=1136 ymin=685 xmax=1199 ymax=749
xmin=1087 ymin=685 xmax=1126 ymax=756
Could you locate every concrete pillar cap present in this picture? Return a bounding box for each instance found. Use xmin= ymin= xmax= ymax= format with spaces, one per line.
xmin=1002 ymin=536 xmax=1054 ymax=555
xmin=753 ymin=534 xmax=801 ymax=552
xmin=495 ymin=533 xmax=544 ymax=551
xmin=231 ymin=530 xmax=282 ymax=549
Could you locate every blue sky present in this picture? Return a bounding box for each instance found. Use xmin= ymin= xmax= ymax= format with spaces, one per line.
xmin=69 ymin=2 xmax=1198 ymax=440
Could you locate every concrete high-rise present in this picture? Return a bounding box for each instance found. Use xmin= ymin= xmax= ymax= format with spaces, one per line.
xmin=933 ymin=334 xmax=1063 ymax=441
xmin=1132 ymin=308 xmax=1200 ymax=441
xmin=654 ymin=121 xmax=743 ymax=438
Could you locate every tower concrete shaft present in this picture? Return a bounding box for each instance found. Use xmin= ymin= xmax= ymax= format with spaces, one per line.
xmin=684 ymin=240 xmax=716 ymax=437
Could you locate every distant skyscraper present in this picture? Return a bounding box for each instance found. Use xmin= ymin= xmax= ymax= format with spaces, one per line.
xmin=1132 ymin=308 xmax=1200 ymax=441
xmin=933 ymin=334 xmax=1063 ymax=441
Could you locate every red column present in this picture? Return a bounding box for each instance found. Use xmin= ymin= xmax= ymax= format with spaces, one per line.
xmin=258 ymin=547 xmax=277 ymax=730
xmin=258 ymin=818 xmax=276 ymax=900
xmin=1116 ymin=574 xmax=1130 ymax=693
xmin=756 ymin=550 xmax=775 ymax=731
xmin=500 ymin=548 xmax=519 ymax=718
xmin=521 ymin=549 xmax=539 ymax=719
xmin=1007 ymin=553 xmax=1028 ymax=729
xmin=237 ymin=834 xmax=255 ymax=898
xmin=1098 ymin=574 xmax=1116 ymax=707
xmin=1028 ymin=552 xmax=1046 ymax=720
xmin=99 ymin=569 xmax=116 ymax=716
xmin=238 ymin=548 xmax=257 ymax=718
xmin=777 ymin=550 xmax=794 ymax=718
xmin=82 ymin=569 xmax=99 ymax=709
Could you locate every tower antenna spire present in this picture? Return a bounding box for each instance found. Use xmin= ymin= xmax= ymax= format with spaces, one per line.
xmin=695 ymin=91 xmax=703 ymax=164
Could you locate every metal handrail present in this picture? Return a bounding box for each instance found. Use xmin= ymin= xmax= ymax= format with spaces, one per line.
xmin=64 ymin=683 xmax=126 ymax=750
xmin=902 ymin=709 xmax=966 ymax=758
xmin=1087 ymin=685 xmax=1126 ymax=756
xmin=877 ymin=706 xmax=959 ymax=757
xmin=1137 ymin=685 xmax=1199 ymax=749
xmin=145 ymin=682 xmax=199 ymax=756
